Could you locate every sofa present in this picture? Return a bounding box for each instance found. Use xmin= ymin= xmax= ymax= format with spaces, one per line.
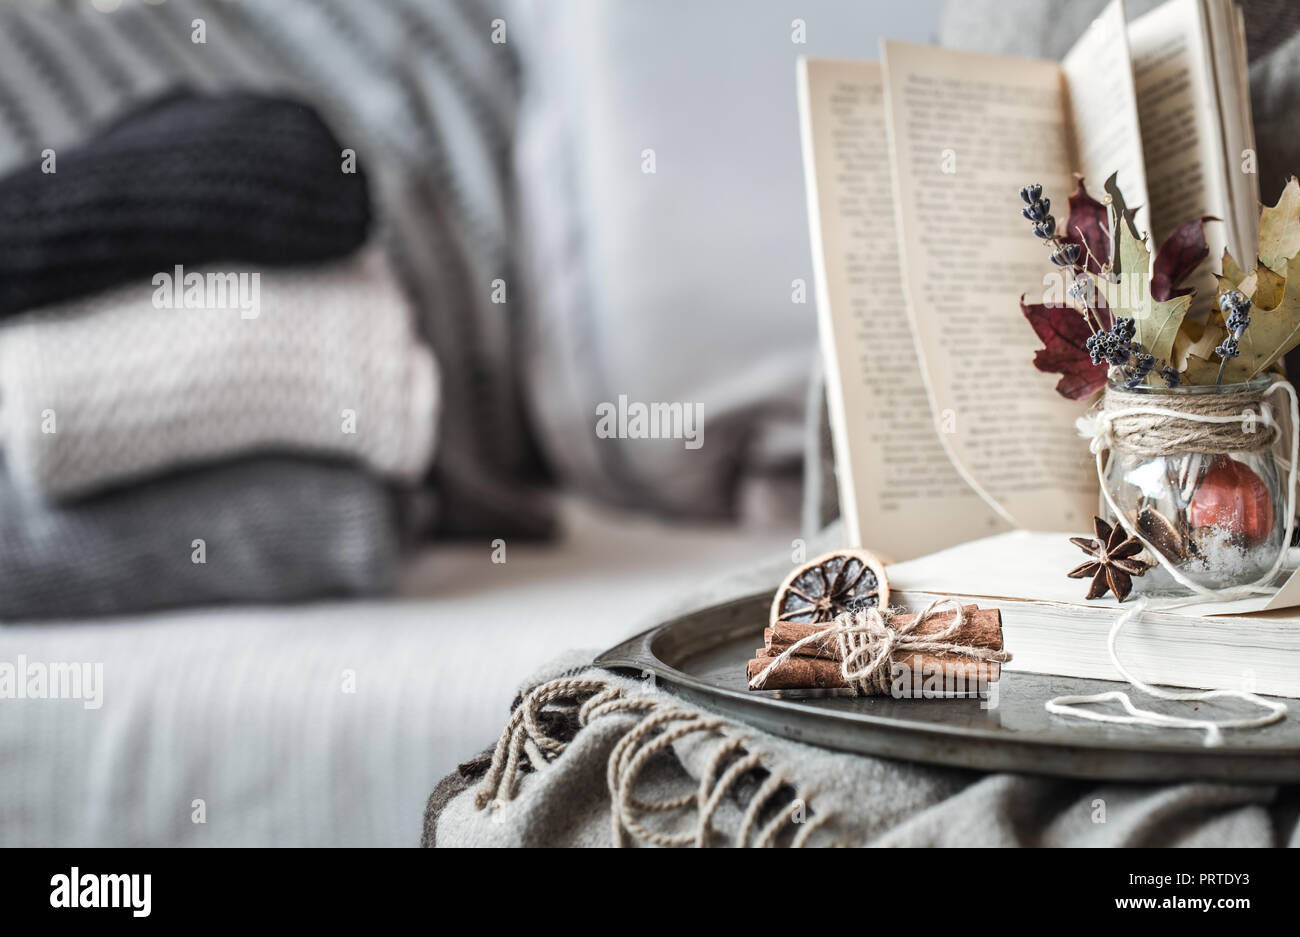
xmin=0 ymin=0 xmax=940 ymax=846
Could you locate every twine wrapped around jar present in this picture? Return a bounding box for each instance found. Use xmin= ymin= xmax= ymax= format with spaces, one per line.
xmin=1095 ymin=383 xmax=1278 ymax=458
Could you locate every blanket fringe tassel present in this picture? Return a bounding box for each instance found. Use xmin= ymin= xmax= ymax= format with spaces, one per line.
xmin=473 ymin=676 xmax=832 ymax=847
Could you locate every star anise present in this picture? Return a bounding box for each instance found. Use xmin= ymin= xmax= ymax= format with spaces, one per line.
xmin=1067 ymin=516 xmax=1150 ymax=602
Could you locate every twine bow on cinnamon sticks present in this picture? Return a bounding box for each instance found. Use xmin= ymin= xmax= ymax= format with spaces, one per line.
xmin=747 ymin=600 xmax=1010 ymax=696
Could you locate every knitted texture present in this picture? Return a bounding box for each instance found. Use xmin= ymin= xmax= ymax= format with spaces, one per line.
xmin=0 ymin=0 xmax=551 ymax=537
xmin=0 ymin=90 xmax=370 ymax=319
xmin=0 ymin=0 xmax=550 ymax=537
xmin=0 ymin=247 xmax=439 ymax=500
xmin=0 ymin=457 xmax=398 ymax=621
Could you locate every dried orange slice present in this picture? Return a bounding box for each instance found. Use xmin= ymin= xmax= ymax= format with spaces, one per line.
xmin=769 ymin=548 xmax=890 ymax=626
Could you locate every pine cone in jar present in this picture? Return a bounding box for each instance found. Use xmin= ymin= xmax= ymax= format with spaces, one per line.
xmin=1187 ymin=454 xmax=1274 ymax=544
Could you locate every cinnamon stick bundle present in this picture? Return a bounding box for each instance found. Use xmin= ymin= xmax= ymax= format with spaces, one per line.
xmin=746 ymin=650 xmax=1000 ymax=690
xmin=768 ymin=606 xmax=1000 ymax=656
xmin=747 ymin=605 xmax=1005 ymax=693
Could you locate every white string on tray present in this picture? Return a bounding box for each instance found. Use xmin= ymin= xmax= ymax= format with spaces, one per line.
xmin=1044 ymin=601 xmax=1287 ymax=746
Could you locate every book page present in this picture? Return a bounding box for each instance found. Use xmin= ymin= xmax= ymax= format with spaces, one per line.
xmin=879 ymin=40 xmax=1098 ymax=534
xmin=796 ymin=59 xmax=1004 ymax=560
xmin=1128 ymin=0 xmax=1233 ymax=261
xmin=1207 ymin=0 xmax=1259 ymax=262
xmin=1061 ymin=0 xmax=1150 ymax=237
xmin=1232 ymin=3 xmax=1259 ymax=261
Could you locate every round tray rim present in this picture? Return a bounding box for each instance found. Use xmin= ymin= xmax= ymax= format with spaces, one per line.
xmin=594 ymin=591 xmax=1300 ymax=782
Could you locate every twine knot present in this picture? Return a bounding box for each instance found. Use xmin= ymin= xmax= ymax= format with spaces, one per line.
xmin=749 ymin=599 xmax=1011 ymax=696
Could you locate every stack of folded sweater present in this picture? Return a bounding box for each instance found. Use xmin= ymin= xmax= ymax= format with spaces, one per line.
xmin=0 ymin=92 xmax=440 ymax=620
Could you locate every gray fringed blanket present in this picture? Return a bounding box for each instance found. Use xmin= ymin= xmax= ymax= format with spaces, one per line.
xmin=426 ymin=535 xmax=1300 ymax=847
xmin=424 ymin=655 xmax=1300 ymax=847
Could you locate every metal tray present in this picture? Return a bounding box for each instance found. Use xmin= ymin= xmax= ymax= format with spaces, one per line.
xmin=594 ymin=592 xmax=1300 ymax=782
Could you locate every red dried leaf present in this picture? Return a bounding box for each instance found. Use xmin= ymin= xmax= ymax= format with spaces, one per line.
xmin=1021 ymin=294 xmax=1108 ymax=400
xmin=1151 ymin=216 xmax=1213 ymax=301
xmin=1062 ymin=176 xmax=1110 ymax=275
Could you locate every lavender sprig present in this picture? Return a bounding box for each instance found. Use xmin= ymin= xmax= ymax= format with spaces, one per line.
xmin=1019 ymin=183 xmax=1102 ymax=334
xmin=1086 ymin=316 xmax=1136 ymax=367
xmin=1123 ymin=351 xmax=1156 ymax=389
xmin=1214 ymin=289 xmax=1252 ymax=385
xmin=1019 ymin=182 xmax=1181 ymax=389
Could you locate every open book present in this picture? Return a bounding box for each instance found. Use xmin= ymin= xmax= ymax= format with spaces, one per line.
xmin=887 ymin=531 xmax=1300 ymax=696
xmin=799 ymin=0 xmax=1259 ymax=562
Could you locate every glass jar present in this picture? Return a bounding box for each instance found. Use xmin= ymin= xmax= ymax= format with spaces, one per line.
xmin=1099 ymin=377 xmax=1288 ymax=595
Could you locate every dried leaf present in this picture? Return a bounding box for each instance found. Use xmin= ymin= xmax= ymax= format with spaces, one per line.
xmin=1250 ymin=264 xmax=1286 ymax=309
xmin=1172 ymin=316 xmax=1218 ymax=372
xmin=1259 ymin=176 xmax=1300 ymax=272
xmin=1210 ymin=252 xmax=1300 ymax=382
xmin=1143 ymin=296 xmax=1193 ymax=370
xmin=1062 ymin=176 xmax=1110 ymax=274
xmin=1100 ymin=216 xmax=1192 ymax=370
xmin=1020 ymin=294 xmax=1108 ymax=399
xmin=1151 ymin=216 xmax=1213 ymax=301
xmin=1192 ymin=180 xmax=1300 ymax=382
xmin=1182 ymin=259 xmax=1250 ymax=379
xmin=1104 ymin=171 xmax=1142 ymax=242
xmin=1221 ymin=248 xmax=1248 ymax=287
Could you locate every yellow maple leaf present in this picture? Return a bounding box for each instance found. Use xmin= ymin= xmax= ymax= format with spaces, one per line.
xmin=1193 ymin=178 xmax=1300 ymax=382
xmin=1259 ymin=176 xmax=1300 ymax=273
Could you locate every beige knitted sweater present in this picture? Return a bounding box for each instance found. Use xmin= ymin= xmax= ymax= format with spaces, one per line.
xmin=0 ymin=248 xmax=438 ymax=500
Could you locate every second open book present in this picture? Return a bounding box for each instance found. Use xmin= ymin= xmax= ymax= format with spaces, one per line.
xmin=800 ymin=0 xmax=1259 ymax=570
